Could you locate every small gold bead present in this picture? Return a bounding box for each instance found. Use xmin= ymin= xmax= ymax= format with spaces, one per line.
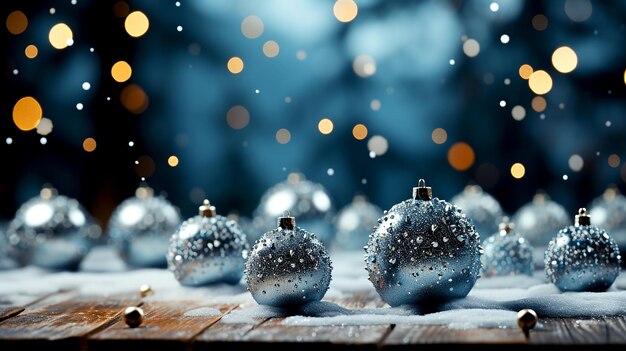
xmin=139 ymin=284 xmax=154 ymax=297
xmin=517 ymin=308 xmax=538 ymax=331
xmin=124 ymin=306 xmax=144 ymax=328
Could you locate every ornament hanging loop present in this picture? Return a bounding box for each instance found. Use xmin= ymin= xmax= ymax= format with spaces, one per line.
xmin=199 ymin=199 xmax=217 ymax=217
xmin=278 ymin=210 xmax=296 ymax=229
xmin=575 ymin=207 xmax=590 ymax=226
xmin=413 ymin=179 xmax=432 ymax=201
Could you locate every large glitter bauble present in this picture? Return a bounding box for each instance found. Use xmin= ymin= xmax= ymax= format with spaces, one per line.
xmin=252 ymin=172 xmax=334 ymax=245
xmin=364 ymin=179 xmax=482 ymax=306
xmin=5 ymin=187 xmax=102 ymax=270
xmin=108 ymin=186 xmax=181 ymax=267
xmin=512 ymin=192 xmax=569 ymax=247
xmin=481 ymin=219 xmax=533 ymax=277
xmin=334 ymin=195 xmax=382 ymax=251
xmin=589 ymin=186 xmax=626 ymax=257
xmin=545 ymin=208 xmax=621 ymax=292
xmin=245 ymin=213 xmax=332 ymax=307
xmin=167 ymin=200 xmax=249 ymax=286
xmin=451 ymin=185 xmax=504 ymax=237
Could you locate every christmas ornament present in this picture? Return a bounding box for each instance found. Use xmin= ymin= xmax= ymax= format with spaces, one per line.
xmin=544 ymin=208 xmax=621 ymax=292
xmin=481 ymin=218 xmax=533 ymax=277
xmin=139 ymin=284 xmax=154 ymax=298
xmin=252 ymin=172 xmax=334 ymax=245
xmin=245 ymin=212 xmax=332 ymax=307
xmin=512 ymin=192 xmax=569 ymax=247
xmin=334 ymin=195 xmax=382 ymax=250
xmin=0 ymin=221 xmax=17 ymax=269
xmin=589 ymin=185 xmax=626 ymax=255
xmin=364 ymin=179 xmax=482 ymax=306
xmin=124 ymin=306 xmax=144 ymax=328
xmin=451 ymin=184 xmax=504 ymax=237
xmin=5 ymin=186 xmax=102 ymax=270
xmin=167 ymin=200 xmax=249 ymax=286
xmin=108 ymin=186 xmax=181 ymax=267
xmin=517 ymin=309 xmax=538 ymax=333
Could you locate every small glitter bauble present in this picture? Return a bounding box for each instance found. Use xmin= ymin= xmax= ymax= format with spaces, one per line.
xmin=167 ymin=200 xmax=249 ymax=286
xmin=481 ymin=218 xmax=533 ymax=277
xmin=512 ymin=192 xmax=569 ymax=247
xmin=589 ymin=186 xmax=626 ymax=256
xmin=5 ymin=186 xmax=102 ymax=270
xmin=364 ymin=179 xmax=482 ymax=306
xmin=252 ymin=172 xmax=334 ymax=245
xmin=334 ymin=195 xmax=382 ymax=251
xmin=245 ymin=213 xmax=332 ymax=307
xmin=108 ymin=186 xmax=181 ymax=267
xmin=545 ymin=208 xmax=621 ymax=292
xmin=124 ymin=306 xmax=144 ymax=328
xmin=451 ymin=185 xmax=504 ymax=237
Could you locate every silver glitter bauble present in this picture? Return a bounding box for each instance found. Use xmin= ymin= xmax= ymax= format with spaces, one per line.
xmin=167 ymin=200 xmax=249 ymax=286
xmin=481 ymin=218 xmax=533 ymax=277
xmin=451 ymin=185 xmax=504 ymax=237
xmin=5 ymin=186 xmax=102 ymax=270
xmin=334 ymin=195 xmax=382 ymax=251
xmin=545 ymin=208 xmax=621 ymax=292
xmin=512 ymin=192 xmax=569 ymax=247
xmin=108 ymin=186 xmax=181 ymax=267
xmin=252 ymin=172 xmax=334 ymax=245
xmin=364 ymin=179 xmax=482 ymax=306
xmin=245 ymin=213 xmax=332 ymax=307
xmin=589 ymin=186 xmax=626 ymax=255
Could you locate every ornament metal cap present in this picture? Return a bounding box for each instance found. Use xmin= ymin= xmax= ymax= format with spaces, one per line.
xmin=135 ymin=186 xmax=154 ymax=199
xmin=499 ymin=217 xmax=514 ymax=234
xmin=199 ymin=199 xmax=217 ymax=217
xmin=278 ymin=210 xmax=296 ymax=229
xmin=604 ymin=184 xmax=618 ymax=201
xmin=40 ymin=184 xmax=58 ymax=200
xmin=412 ymin=179 xmax=432 ymax=201
xmin=575 ymin=208 xmax=591 ymax=226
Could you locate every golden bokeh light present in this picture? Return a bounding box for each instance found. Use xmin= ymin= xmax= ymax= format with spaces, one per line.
xmin=552 ymin=46 xmax=578 ymax=73
xmin=48 ymin=23 xmax=73 ymax=49
xmin=24 ymin=44 xmax=38 ymax=59
xmin=431 ymin=128 xmax=447 ymax=144
xmin=226 ymin=105 xmax=250 ymax=129
xmin=276 ymin=128 xmax=291 ymax=144
xmin=352 ymin=124 xmax=368 ymax=140
xmin=518 ymin=64 xmax=533 ymax=80
xmin=532 ymin=14 xmax=548 ymax=31
xmin=120 ymin=84 xmax=149 ymax=114
xmin=111 ymin=61 xmax=132 ymax=82
xmin=510 ymin=163 xmax=526 ymax=179
xmin=167 ymin=155 xmax=179 ymax=167
xmin=447 ymin=142 xmax=475 ymax=171
xmin=83 ymin=137 xmax=97 ymax=152
xmin=531 ymin=96 xmax=547 ymax=112
xmin=609 ymin=154 xmax=621 ymax=168
xmin=241 ymin=15 xmax=263 ymax=39
xmin=318 ymin=118 xmax=334 ymax=135
xmin=227 ymin=57 xmax=244 ymax=74
xmin=13 ymin=96 xmax=42 ymax=131
xmin=125 ymin=11 xmax=149 ymax=38
xmin=624 ymin=69 xmax=626 ymax=85
xmin=333 ymin=0 xmax=358 ymax=23
xmin=263 ymin=40 xmax=280 ymax=58
xmin=6 ymin=11 xmax=28 ymax=35
xmin=113 ymin=1 xmax=130 ymax=18
xmin=353 ymin=55 xmax=376 ymax=78
xmin=528 ymin=70 xmax=553 ymax=95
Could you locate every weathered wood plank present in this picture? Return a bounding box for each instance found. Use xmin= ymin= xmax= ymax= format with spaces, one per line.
xmin=561 ymin=318 xmax=607 ymax=344
xmin=192 ymin=304 xmax=269 ymax=350
xmin=606 ymin=316 xmax=626 ymax=343
xmin=528 ymin=317 xmax=574 ymax=345
xmin=0 ymin=307 xmax=24 ymax=322
xmin=88 ymin=301 xmax=236 ymax=351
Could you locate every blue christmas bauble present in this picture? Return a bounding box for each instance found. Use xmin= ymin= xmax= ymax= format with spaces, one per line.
xmin=108 ymin=186 xmax=181 ymax=267
xmin=245 ymin=213 xmax=332 ymax=307
xmin=589 ymin=186 xmax=626 ymax=256
xmin=451 ymin=185 xmax=504 ymax=237
xmin=5 ymin=186 xmax=102 ymax=270
xmin=364 ymin=179 xmax=482 ymax=306
xmin=512 ymin=192 xmax=569 ymax=247
xmin=545 ymin=208 xmax=621 ymax=292
xmin=334 ymin=195 xmax=382 ymax=251
xmin=252 ymin=172 xmax=334 ymax=245
xmin=481 ymin=219 xmax=533 ymax=277
xmin=167 ymin=200 xmax=249 ymax=286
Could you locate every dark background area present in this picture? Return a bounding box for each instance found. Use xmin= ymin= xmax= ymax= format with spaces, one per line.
xmin=1 ymin=0 xmax=625 ymax=228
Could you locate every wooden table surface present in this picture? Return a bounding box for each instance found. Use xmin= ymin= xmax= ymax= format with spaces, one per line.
xmin=1 ymin=248 xmax=625 ymax=350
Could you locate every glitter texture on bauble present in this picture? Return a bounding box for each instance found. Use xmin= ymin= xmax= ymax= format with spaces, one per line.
xmin=451 ymin=185 xmax=504 ymax=238
xmin=481 ymin=218 xmax=533 ymax=277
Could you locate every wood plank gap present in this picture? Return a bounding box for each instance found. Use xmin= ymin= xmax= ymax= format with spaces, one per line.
xmin=376 ymin=324 xmax=395 ymax=350
xmin=242 ymin=317 xmax=272 ymax=338
xmin=0 ymin=308 xmax=24 ymax=323
xmin=186 ymin=305 xmax=239 ymax=351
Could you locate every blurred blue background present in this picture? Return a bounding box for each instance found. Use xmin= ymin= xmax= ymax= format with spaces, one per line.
xmin=1 ymin=0 xmax=626 ymax=226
